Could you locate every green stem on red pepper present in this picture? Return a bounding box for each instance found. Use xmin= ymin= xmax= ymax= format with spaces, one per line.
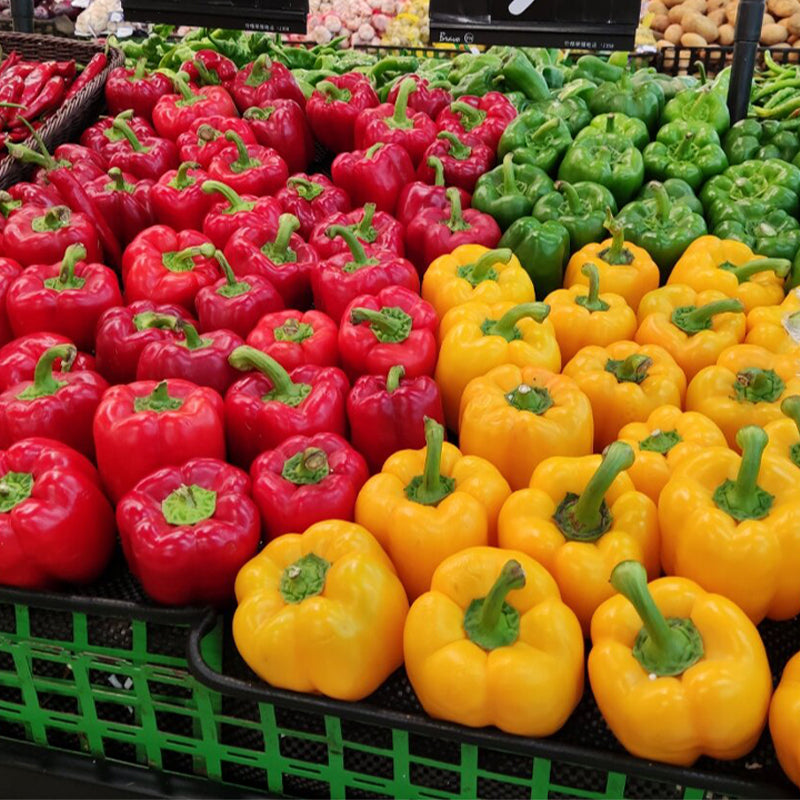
xmin=112 ymin=110 xmax=149 ymax=153
xmin=386 ymin=78 xmax=415 ymax=130
xmin=214 ymin=250 xmax=251 ymax=298
xmin=17 ymin=344 xmax=74 ymax=401
xmin=31 ymin=206 xmax=72 ymax=233
xmin=326 ymin=224 xmax=379 ymax=272
xmin=44 ymin=244 xmax=87 ymax=291
xmin=437 ymin=130 xmax=471 ymax=160
xmin=288 ymin=176 xmax=324 ymax=201
xmin=228 ymin=345 xmax=311 ymax=407
xmin=169 ymin=161 xmax=200 ymax=190
xmin=162 ymin=484 xmax=217 ymax=525
xmin=353 ymin=203 xmax=378 ymax=243
xmin=445 ymin=187 xmax=470 ymax=233
xmin=134 ymin=380 xmax=184 ymax=412
xmin=451 ymin=101 xmax=485 ymax=133
xmin=173 ymin=73 xmax=202 ymax=107
xmin=133 ymin=311 xmax=181 ymax=332
xmin=281 ymin=448 xmax=330 ymax=485
xmin=350 ymin=306 xmax=412 ymax=343
xmin=162 ymin=243 xmax=216 ymax=273
xmin=316 ymin=80 xmax=351 ymax=103
xmin=427 ymin=155 xmax=445 ymax=186
xmin=261 ymin=214 xmax=299 ymax=265
xmin=202 ymin=180 xmax=255 ymax=214
xmin=178 ymin=321 xmax=211 ymax=351
xmin=386 ymin=364 xmax=405 ymax=392
xmin=365 ymin=142 xmax=385 ymax=160
xmin=226 ymin=131 xmax=261 ymax=174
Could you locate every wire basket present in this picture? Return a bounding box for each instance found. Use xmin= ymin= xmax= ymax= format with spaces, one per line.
xmin=656 ymin=44 xmax=800 ymax=77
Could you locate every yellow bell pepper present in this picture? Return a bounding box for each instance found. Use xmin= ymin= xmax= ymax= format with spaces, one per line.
xmin=617 ymin=405 xmax=727 ymax=503
xmin=668 ymin=236 xmax=790 ymax=313
xmin=765 ymin=395 xmax=800 ymax=473
xmin=589 ymin=561 xmax=771 ymax=766
xmin=563 ymin=214 xmax=660 ymax=312
xmin=498 ymin=442 xmax=659 ymax=633
xmin=563 ymin=340 xmax=687 ymax=450
xmin=436 ymin=300 xmax=559 ymax=430
xmin=686 ymin=344 xmax=800 ymax=448
xmin=421 ymin=245 xmax=535 ymax=321
xmin=544 ymin=263 xmax=638 ymax=363
xmin=232 ymin=520 xmax=408 ymax=701
xmin=746 ymin=288 xmax=800 ymax=353
xmin=659 ymin=425 xmax=800 ymax=622
xmin=459 ymin=365 xmax=594 ymax=491
xmin=355 ymin=418 xmax=510 ymax=600
xmin=770 ymin=652 xmax=800 ymax=790
xmin=635 ymin=284 xmax=746 ymax=380
xmin=404 ymin=546 xmax=584 ymax=736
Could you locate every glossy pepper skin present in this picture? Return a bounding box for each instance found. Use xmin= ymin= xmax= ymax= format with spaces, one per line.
xmin=499 ymin=443 xmax=659 ymax=632
xmin=225 ymin=346 xmax=349 ymax=469
xmin=0 ymin=345 xmax=108 ymax=461
xmin=575 ymin=112 xmax=649 ymax=150
xmin=176 ymin=118 xmax=257 ymax=169
xmin=355 ymin=418 xmax=511 ymax=599
xmin=0 ymin=259 xmax=21 ymax=346
xmin=347 ymin=366 xmax=445 ymax=474
xmin=151 ymin=76 xmax=237 ymax=142
xmin=746 ymin=291 xmax=800 ymax=353
xmin=85 ymin=168 xmax=154 ymax=247
xmin=589 ymin=561 xmax=771 ymax=766
xmin=0 ymin=333 xmax=94 ymax=392
xmin=564 ymin=341 xmax=687 ymax=450
xmin=94 ymin=379 xmax=226 ymax=503
xmin=405 ymin=548 xmax=583 ymax=736
xmin=770 ymin=652 xmax=800 ymax=790
xmin=339 ymin=287 xmax=438 ymax=382
xmin=417 ymin=131 xmax=494 ymax=194
xmin=233 ymin=520 xmax=408 ymax=700
xmin=243 ymin=100 xmax=314 ymax=174
xmin=724 ymin=118 xmax=800 ymax=165
xmin=251 ymin=433 xmax=368 ymax=539
xmin=617 ymin=405 xmax=728 ymax=503
xmin=229 ymin=55 xmax=305 ymax=113
xmin=179 ymin=49 xmax=237 ymax=85
xmin=460 ymin=365 xmax=593 ymax=491
xmin=0 ymin=438 xmax=115 ymax=589
xmin=151 ymin=163 xmax=213 ymax=232
xmin=306 ymin=74 xmax=379 ymax=153
xmin=712 ymin=201 xmax=800 ymax=262
xmin=117 ymin=458 xmax=260 ymax=606
xmin=276 ymin=173 xmax=350 ymax=240
xmin=6 ymin=245 xmax=123 ymax=352
xmin=589 ymin=73 xmax=664 ymax=132
xmin=309 ymin=204 xmax=404 ymax=259
xmin=104 ymin=111 xmax=179 ymax=181
xmin=201 ymin=181 xmax=282 ymax=250
xmin=435 ymin=92 xmax=517 ymax=151
xmin=498 ymin=116 xmax=572 ymax=175
xmin=207 ymin=132 xmax=289 ymax=198
xmin=661 ymin=77 xmax=731 ymax=135
xmin=387 ymin=73 xmax=452 ymax=119
xmin=246 ymin=310 xmax=338 ymax=370
xmin=105 ymin=59 xmax=173 ymax=123
xmin=686 ymin=345 xmax=800 ymax=448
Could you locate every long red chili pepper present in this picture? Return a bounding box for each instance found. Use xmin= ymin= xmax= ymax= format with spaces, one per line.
xmin=65 ymin=52 xmax=107 ymax=101
xmin=18 ymin=76 xmax=65 ymax=122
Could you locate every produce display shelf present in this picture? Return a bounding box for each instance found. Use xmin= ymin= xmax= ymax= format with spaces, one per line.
xmin=656 ymin=43 xmax=800 ymax=76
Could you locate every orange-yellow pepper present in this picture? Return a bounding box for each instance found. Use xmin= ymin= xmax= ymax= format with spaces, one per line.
xmin=668 ymin=236 xmax=790 ymax=312
xmin=686 ymin=344 xmax=800 ymax=448
xmin=635 ymin=284 xmax=746 ymax=380
xmin=589 ymin=561 xmax=771 ymax=766
xmin=436 ymin=300 xmax=560 ymax=430
xmin=770 ymin=652 xmax=800 ymax=790
xmin=563 ymin=214 xmax=660 ymax=312
xmin=659 ymin=425 xmax=800 ymax=623
xmin=355 ymin=418 xmax=510 ymax=600
xmin=746 ymin=288 xmax=800 ymax=353
xmin=498 ymin=442 xmax=659 ymax=633
xmin=459 ymin=365 xmax=594 ymax=491
xmin=421 ymin=245 xmax=535 ymax=321
xmin=232 ymin=520 xmax=409 ymax=700
xmin=765 ymin=395 xmax=800 ymax=473
xmin=544 ymin=263 xmax=638 ymax=363
xmin=563 ymin=340 xmax=687 ymax=450
xmin=617 ymin=405 xmax=727 ymax=503
xmin=404 ymin=547 xmax=584 ymax=736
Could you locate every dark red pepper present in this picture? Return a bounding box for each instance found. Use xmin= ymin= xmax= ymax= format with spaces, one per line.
xmin=176 ymin=117 xmax=256 ymax=168
xmin=104 ymin=110 xmax=179 ymax=181
xmin=435 ymin=92 xmax=517 ymax=151
xmin=417 ymin=130 xmax=495 ymax=193
xmin=7 ymin=139 xmax=107 ymax=187
xmin=206 ymin=131 xmax=288 ymax=197
xmin=246 ymin=309 xmax=339 ymax=370
xmin=228 ymin=55 xmax=305 ymax=113
xmin=0 ymin=259 xmax=22 ymax=346
xmin=243 ymin=100 xmax=314 ymax=174
xmin=306 ymin=74 xmax=378 ymax=153
xmin=387 ymin=74 xmax=453 ymax=120
xmin=105 ymin=58 xmax=173 ymax=124
xmin=0 ymin=75 xmax=24 ymax=128
xmin=152 ymin=74 xmax=237 ymax=142
xmin=395 ymin=155 xmax=471 ymax=227
xmin=276 ymin=173 xmax=350 ymax=240
xmin=80 ymin=113 xmax=157 ymax=157
xmin=8 ymin=181 xmax=61 ymax=208
xmin=85 ymin=167 xmax=154 ymax=246
xmin=15 ymin=75 xmax=66 ymax=123
xmin=151 ymin=162 xmax=213 ymax=232
xmin=309 ymin=203 xmax=405 ymax=259
xmin=65 ymin=52 xmax=107 ymax=101
xmin=0 ymin=333 xmax=95 ymax=393
xmin=179 ymin=50 xmax=237 ymax=86
xmin=201 ymin=180 xmax=281 ymax=250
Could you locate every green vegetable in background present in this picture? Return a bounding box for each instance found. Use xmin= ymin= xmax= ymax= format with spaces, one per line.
xmin=501 ymin=118 xmax=573 ymax=175
xmin=575 ymin=113 xmax=650 ymax=150
xmin=588 ymin=73 xmax=664 ymax=133
xmin=526 ymin=96 xmax=592 ymax=136
xmin=636 ymin=178 xmax=703 ymax=214
xmin=499 ymin=216 xmax=570 ymax=297
xmin=712 ymin=201 xmax=800 ymax=260
xmin=724 ymin=118 xmax=800 ymax=165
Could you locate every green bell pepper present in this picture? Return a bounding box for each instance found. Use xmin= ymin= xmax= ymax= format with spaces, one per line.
xmin=588 ymin=73 xmax=664 ymax=133
xmin=472 ymin=154 xmax=555 ymax=232
xmin=542 ymin=66 xmax=564 ymax=90
xmin=526 ymin=96 xmax=592 ymax=136
xmin=497 ymin=49 xmax=550 ymax=102
xmin=557 ymin=132 xmax=644 ymax=206
xmin=533 ymin=180 xmax=618 ymax=251
xmin=723 ymin=118 xmax=800 ymax=165
xmin=615 ymin=181 xmax=708 ymax=278
xmin=370 ymin=56 xmax=419 ymax=89
xmin=643 ymin=120 xmax=728 ymax=190
xmin=636 ymin=178 xmax=703 ymax=214
xmin=566 ymin=54 xmax=625 ymax=85
xmin=631 ymin=69 xmax=698 ymax=102
xmin=575 ymin=113 xmax=650 ymax=150
xmin=712 ymin=200 xmax=800 ymax=260
xmin=499 ymin=117 xmax=573 ymax=175
xmin=498 ymin=216 xmax=570 ymax=297
xmin=504 ymin=92 xmax=530 ymax=113
xmin=660 ymin=85 xmax=731 ymax=136
xmin=558 ymin=79 xmax=597 ymax=104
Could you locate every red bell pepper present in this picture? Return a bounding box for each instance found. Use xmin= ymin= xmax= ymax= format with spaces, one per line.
xmin=122 ymin=226 xmax=220 ymax=314
xmin=201 ymin=180 xmax=281 ymax=249
xmin=406 ymin=187 xmax=501 ymax=271
xmin=311 ymin=225 xmax=419 ymax=324
xmin=94 ymin=302 xmax=196 ymax=385
xmin=225 ymin=345 xmax=349 ymax=469
xmin=386 ymin=74 xmax=453 ymax=120
xmin=435 ymin=92 xmax=517 ymax=151
xmin=104 ymin=110 xmax=179 ymax=181
xmin=152 ymin=75 xmax=237 ymax=142
xmin=65 ymin=51 xmax=107 ymax=102
xmin=331 ymin=142 xmax=415 ymax=215
xmin=250 ymin=432 xmax=368 ymax=539
xmin=306 ymin=74 xmax=379 ymax=153
xmin=8 ymin=181 xmax=61 ymax=208
xmin=2 ymin=205 xmax=101 ymax=267
xmin=0 ymin=259 xmax=22 ymax=346
xmin=276 ymin=173 xmax=350 ymax=239
xmin=223 ymin=213 xmax=316 ymax=308
xmin=94 ymin=378 xmax=226 ymax=502
xmin=7 ymin=140 xmax=107 ymax=187
xmin=85 ymin=168 xmax=154 ymax=247
xmin=179 ymin=50 xmax=237 ymax=86
xmin=195 ymin=250 xmax=284 ymax=338
xmin=228 ymin=55 xmax=305 ymax=113
xmin=354 ymin=78 xmax=437 ymax=167
xmin=80 ymin=114 xmax=157 ymax=158
xmin=309 ymin=203 xmax=405 ymax=259
xmin=395 ymin=155 xmax=471 ymax=226
xmin=176 ymin=117 xmax=256 ymax=168
xmin=105 ymin=58 xmax=173 ymax=123
xmin=207 ymin=132 xmax=288 ymax=197
xmin=0 ymin=334 xmax=95 ymax=393
xmin=151 ymin=163 xmax=213 ymax=232
xmin=346 ymin=364 xmax=445 ymax=473
xmin=243 ymin=101 xmax=313 ymax=174
xmin=338 ymin=286 xmax=438 ymax=381
xmin=6 ymin=244 xmax=123 ymax=352
xmin=417 ymin=131 xmax=495 ymax=193
xmin=0 ymin=344 xmax=108 ymax=460
xmin=116 ymin=457 xmax=259 ymax=606
xmin=0 ymin=437 xmax=115 ymax=589
xmin=246 ymin=309 xmax=339 ymax=370
xmin=136 ymin=320 xmax=244 ymax=396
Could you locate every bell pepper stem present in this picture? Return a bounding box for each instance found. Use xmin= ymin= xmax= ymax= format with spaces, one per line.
xmin=179 ymin=322 xmax=208 ymax=350
xmin=695 ymin=60 xmax=708 ymax=86
xmin=437 ymin=130 xmax=471 ymax=160
xmin=229 ymin=345 xmax=312 ymax=406
xmin=576 ymin=263 xmax=609 ymax=312
xmin=353 ymin=203 xmax=376 ymax=240
xmin=47 ymin=244 xmax=87 ymax=291
xmin=647 ymin=182 xmax=671 ymax=223
xmin=462 ymin=560 xmax=526 ymax=651
xmin=107 ymin=167 xmax=131 ymax=192
xmin=487 ymin=302 xmax=550 ymax=341
xmin=610 ymin=560 xmax=704 ymax=677
xmin=6 ymin=142 xmax=53 ymax=168
xmin=404 ymin=417 xmax=455 ymax=506
xmin=170 ymin=161 xmax=198 ymax=190
xmin=132 ymin=57 xmax=147 ymax=82
xmin=390 ymin=78 xmax=416 ymax=128
xmin=213 ymin=249 xmax=249 ymax=296
xmin=327 ymin=224 xmax=370 ymax=264
xmin=272 ymin=213 xmax=300 ymax=254
xmin=606 ymin=353 xmax=653 ymax=384
xmin=674 ymin=132 xmax=694 ymax=161
xmin=162 ymin=484 xmax=217 ymax=525
xmin=605 ymin=114 xmax=616 ymax=134
xmin=173 ymin=72 xmax=198 ymax=103
xmin=446 ymin=186 xmax=470 ymax=232
xmin=201 ymin=180 xmax=250 ymax=213
xmin=245 ymin=54 xmax=271 ymax=87
xmin=451 ymin=100 xmax=484 ymax=131
xmin=193 ymin=59 xmax=219 ymax=86
xmin=571 ymin=442 xmax=634 ymax=530
xmin=112 ymin=111 xmax=147 ymax=153
xmin=601 ymin=208 xmax=631 ymax=265
xmin=316 ymin=80 xmax=350 ymax=102
xmin=17 ymin=344 xmax=74 ymax=400
xmin=556 ymin=180 xmax=582 ymax=214
xmin=501 ymin=153 xmax=518 ymax=196
xmin=781 ymin=395 xmax=800 ymax=437
xmin=365 ymin=142 xmax=384 ymax=159
xmin=532 ymin=117 xmax=559 ymax=141
xmin=427 ymin=156 xmax=445 ymax=186
xmin=162 ymin=243 xmax=216 ymax=273
xmin=280 ymin=553 xmax=330 ymax=603
xmin=671 ymin=298 xmax=744 ymax=334
xmin=350 ymin=306 xmax=410 ymax=342
xmin=281 ymin=448 xmax=330 ymax=485
xmin=386 ymin=365 xmax=405 ymax=392
xmin=32 ymin=206 xmax=71 ymax=233
xmin=713 ymin=426 xmax=774 ymax=521
xmin=134 ymin=311 xmax=180 ymax=332
xmin=725 ymin=258 xmax=791 ymax=282
xmin=226 ymin=131 xmax=259 ymax=173
xmin=459 ymin=248 xmax=512 ymax=286
xmin=288 ymin=176 xmax=323 ymax=200
xmin=244 ymin=106 xmax=275 ymax=122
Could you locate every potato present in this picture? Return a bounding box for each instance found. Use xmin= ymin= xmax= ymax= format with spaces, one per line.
xmin=768 ymin=0 xmax=800 ymax=17
xmin=681 ymin=31 xmax=708 ymax=44
xmin=684 ymin=0 xmax=707 ymax=9
xmin=725 ymin=2 xmax=739 ymax=23
xmin=668 ymin=4 xmax=688 ymax=22
xmin=651 ymin=13 xmax=670 ymax=30
xmin=707 ymin=0 xmax=726 ymax=8
xmin=764 ymin=13 xmax=776 ymax=24
xmin=783 ymin=11 xmax=800 ymax=32
xmin=708 ymin=8 xmax=727 ymax=24
xmin=663 ymin=0 xmax=685 ymax=8
xmin=718 ymin=21 xmax=735 ymax=42
xmin=684 ymin=10 xmax=720 ymax=38
xmin=648 ymin=0 xmax=668 ymax=12
xmin=762 ymin=21 xmax=789 ymax=42
xmin=664 ymin=22 xmax=684 ymax=41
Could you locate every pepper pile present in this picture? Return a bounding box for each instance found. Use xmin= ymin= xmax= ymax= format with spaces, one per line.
xmin=2 ymin=43 xmax=800 ymax=789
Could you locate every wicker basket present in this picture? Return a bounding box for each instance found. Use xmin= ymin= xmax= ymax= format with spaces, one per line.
xmin=0 ymin=33 xmax=124 ymax=188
